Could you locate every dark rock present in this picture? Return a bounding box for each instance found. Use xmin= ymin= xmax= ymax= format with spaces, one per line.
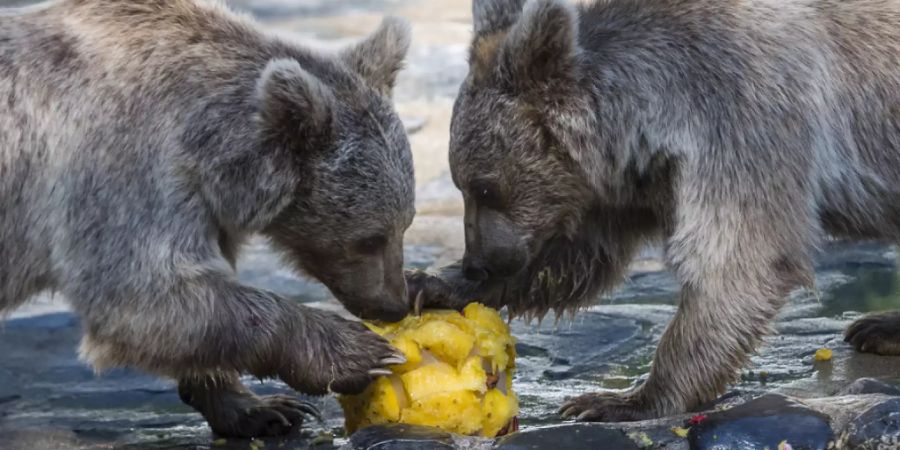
xmin=495 ymin=424 xmax=640 ymax=450
xmin=843 ymin=398 xmax=900 ymax=449
xmin=837 ymin=378 xmax=900 ymax=397
xmin=347 ymin=424 xmax=455 ymax=450
xmin=687 ymin=394 xmax=832 ymax=450
xmin=693 ymin=390 xmax=755 ymax=412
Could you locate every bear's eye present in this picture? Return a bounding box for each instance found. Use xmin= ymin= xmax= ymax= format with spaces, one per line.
xmin=355 ymin=235 xmax=387 ymax=254
xmin=470 ymin=179 xmax=504 ymax=210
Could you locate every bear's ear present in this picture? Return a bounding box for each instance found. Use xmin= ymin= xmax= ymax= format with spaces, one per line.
xmin=340 ymin=16 xmax=411 ymax=96
xmin=256 ymin=58 xmax=336 ymax=149
xmin=496 ymin=0 xmax=580 ymax=89
xmin=469 ymin=0 xmax=526 ymax=83
xmin=473 ymin=0 xmax=527 ymax=36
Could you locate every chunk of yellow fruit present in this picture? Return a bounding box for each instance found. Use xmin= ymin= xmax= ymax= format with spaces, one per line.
xmin=464 ymin=303 xmax=509 ymax=334
xmin=401 ymin=362 xmax=455 ymax=398
xmin=458 ymin=356 xmax=488 ymax=389
xmin=339 ymin=376 xmax=402 ymax=433
xmin=671 ymin=426 xmax=690 ymax=438
xmin=340 ymin=303 xmax=518 ymax=437
xmin=481 ymin=389 xmax=519 ymax=437
xmin=401 ymin=390 xmax=484 ymax=435
xmin=390 ymin=336 xmax=422 ymax=373
xmin=404 ymin=320 xmax=475 ymax=367
xmin=814 ymin=348 xmax=833 ymax=362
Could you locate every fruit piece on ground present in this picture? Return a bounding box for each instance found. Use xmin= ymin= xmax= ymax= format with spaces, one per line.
xmin=814 ymin=348 xmax=833 ymax=362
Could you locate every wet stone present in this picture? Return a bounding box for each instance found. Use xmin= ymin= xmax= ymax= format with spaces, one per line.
xmin=842 ymin=398 xmax=900 ymax=449
xmin=837 ymin=378 xmax=900 ymax=397
xmin=494 ymin=424 xmax=640 ymax=450
xmin=346 ymin=424 xmax=457 ymax=450
xmin=687 ymin=394 xmax=832 ymax=450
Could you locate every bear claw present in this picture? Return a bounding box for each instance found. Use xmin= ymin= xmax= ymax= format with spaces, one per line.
xmin=558 ymin=391 xmax=653 ymax=422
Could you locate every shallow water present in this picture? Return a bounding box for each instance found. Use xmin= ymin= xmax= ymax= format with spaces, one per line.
xmin=3 ymin=241 xmax=900 ymax=449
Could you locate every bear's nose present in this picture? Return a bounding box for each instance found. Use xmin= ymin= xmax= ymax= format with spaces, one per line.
xmin=368 ymin=301 xmax=409 ymax=323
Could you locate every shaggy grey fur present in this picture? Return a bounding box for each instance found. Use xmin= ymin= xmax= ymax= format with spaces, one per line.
xmin=408 ymin=0 xmax=900 ymax=422
xmin=0 ymin=0 xmax=414 ymax=437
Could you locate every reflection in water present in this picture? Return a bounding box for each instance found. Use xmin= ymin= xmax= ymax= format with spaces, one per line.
xmin=820 ymin=266 xmax=900 ymax=318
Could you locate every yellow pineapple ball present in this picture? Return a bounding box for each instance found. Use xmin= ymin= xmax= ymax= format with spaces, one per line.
xmin=339 ymin=303 xmax=519 ymax=437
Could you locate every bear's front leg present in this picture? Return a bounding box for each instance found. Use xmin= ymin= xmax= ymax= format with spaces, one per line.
xmin=72 ymin=271 xmax=403 ymax=435
xmin=179 ymin=372 xmax=321 ymax=438
xmin=562 ymin=187 xmax=815 ymax=421
xmin=560 ymin=269 xmax=803 ymax=421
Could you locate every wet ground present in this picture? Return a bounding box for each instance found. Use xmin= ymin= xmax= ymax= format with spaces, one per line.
xmin=2 ymin=0 xmax=900 ymax=449
xmin=3 ymin=239 xmax=900 ymax=449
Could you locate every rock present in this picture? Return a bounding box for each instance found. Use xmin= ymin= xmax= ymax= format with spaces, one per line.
xmin=686 ymin=394 xmax=832 ymax=450
xmin=837 ymin=378 xmax=900 ymax=397
xmin=345 ymin=424 xmax=458 ymax=450
xmin=841 ymin=398 xmax=900 ymax=449
xmin=495 ymin=424 xmax=640 ymax=450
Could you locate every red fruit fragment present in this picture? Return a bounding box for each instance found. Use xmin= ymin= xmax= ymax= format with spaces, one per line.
xmin=688 ymin=414 xmax=707 ymax=425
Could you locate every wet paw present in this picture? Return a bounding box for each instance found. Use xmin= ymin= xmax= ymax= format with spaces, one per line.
xmin=281 ymin=309 xmax=405 ymax=396
xmin=405 ymin=268 xmax=469 ymax=314
xmin=558 ymin=391 xmax=654 ymax=422
xmin=324 ymin=320 xmax=407 ymax=395
xmin=207 ymin=392 xmax=321 ymax=438
xmin=845 ymin=311 xmax=900 ymax=356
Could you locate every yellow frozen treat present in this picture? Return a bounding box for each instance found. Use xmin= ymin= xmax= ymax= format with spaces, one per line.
xmin=339 ymin=376 xmax=402 ymax=431
xmin=481 ymin=389 xmax=519 ymax=437
xmin=464 ymin=303 xmax=509 ymax=334
xmin=389 ymin=336 xmax=422 ymax=373
xmin=401 ymin=390 xmax=483 ymax=435
xmin=400 ymin=362 xmax=458 ymax=398
xmin=404 ymin=320 xmax=475 ymax=367
xmin=339 ymin=302 xmax=518 ymax=437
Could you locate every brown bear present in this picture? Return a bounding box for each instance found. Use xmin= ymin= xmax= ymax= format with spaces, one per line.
xmin=408 ymin=0 xmax=900 ymax=422
xmin=1 ymin=0 xmax=415 ymax=437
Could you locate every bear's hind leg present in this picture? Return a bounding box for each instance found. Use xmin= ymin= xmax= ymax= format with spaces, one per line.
xmin=845 ymin=311 xmax=900 ymax=355
xmin=179 ymin=372 xmax=322 ymax=438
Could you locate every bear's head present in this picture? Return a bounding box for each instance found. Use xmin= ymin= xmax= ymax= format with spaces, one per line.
xmin=260 ymin=18 xmax=414 ymax=322
xmin=449 ymin=0 xmax=600 ymax=281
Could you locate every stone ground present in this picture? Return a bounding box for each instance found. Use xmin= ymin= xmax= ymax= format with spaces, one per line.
xmin=2 ymin=0 xmax=900 ymax=449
